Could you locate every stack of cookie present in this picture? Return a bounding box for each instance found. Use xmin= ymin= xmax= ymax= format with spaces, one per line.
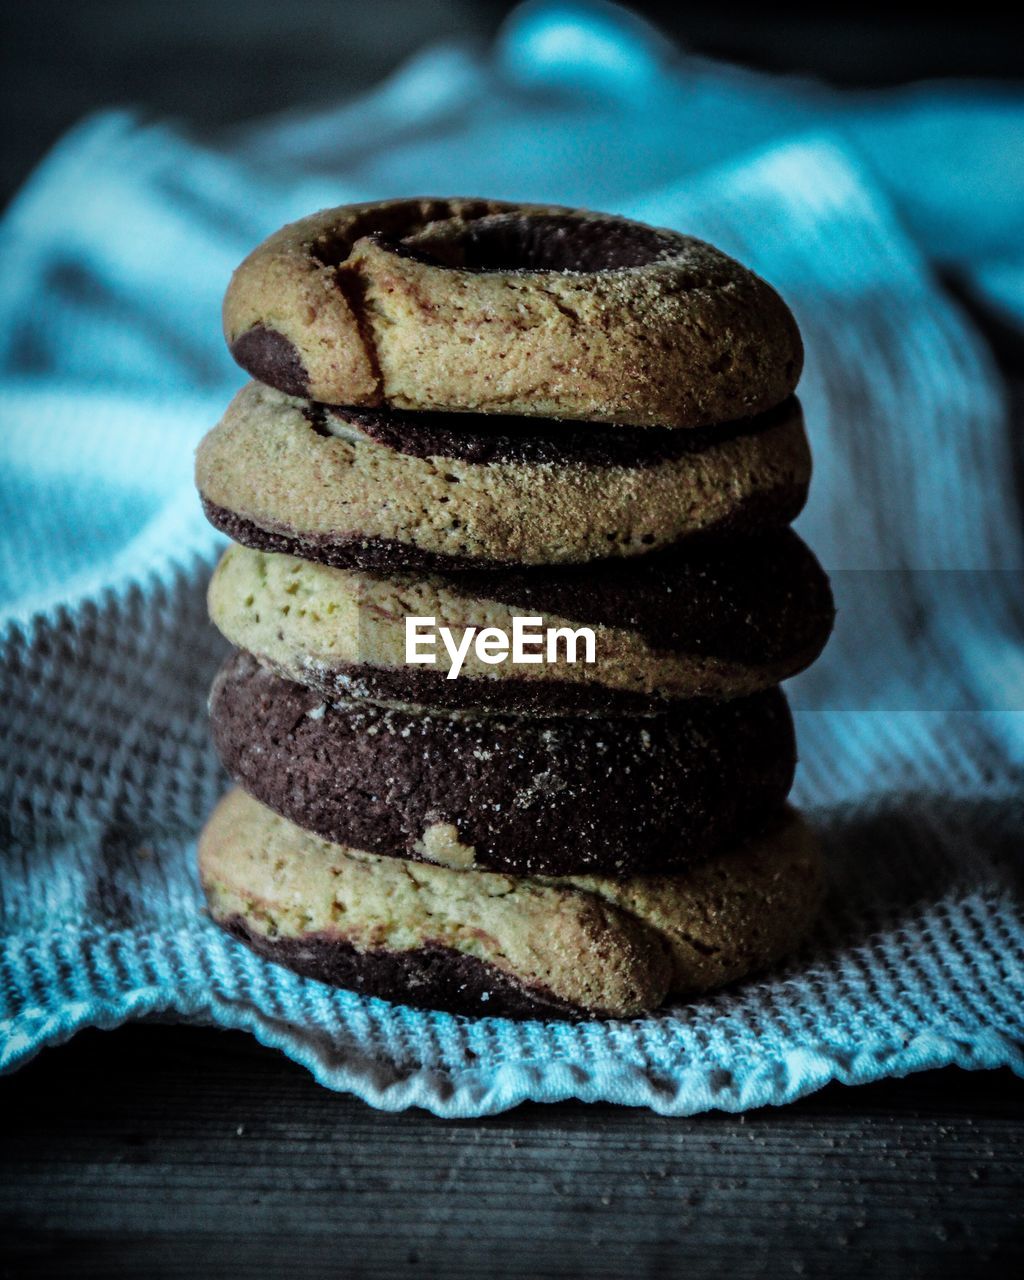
xmin=194 ymin=199 xmax=833 ymax=1019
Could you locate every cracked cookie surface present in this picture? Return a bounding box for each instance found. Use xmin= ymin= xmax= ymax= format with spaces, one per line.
xmin=209 ymin=650 xmax=797 ymax=876
xmin=200 ymin=789 xmax=823 ymax=1019
xmin=195 ymin=383 xmax=812 ymax=571
xmin=207 ymin=530 xmax=833 ymax=714
xmin=223 ymin=197 xmax=803 ymax=426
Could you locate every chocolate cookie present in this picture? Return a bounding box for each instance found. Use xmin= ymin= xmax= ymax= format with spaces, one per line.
xmin=209 ymin=650 xmax=797 ymax=876
xmin=195 ymin=383 xmax=811 ymax=571
xmin=207 ymin=529 xmax=833 ymax=714
xmin=223 ymin=197 xmax=803 ymax=427
xmin=200 ymin=789 xmax=823 ymax=1019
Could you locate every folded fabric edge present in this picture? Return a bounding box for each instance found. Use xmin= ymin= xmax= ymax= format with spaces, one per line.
xmin=2 ymin=938 xmax=1021 ymax=1119
xmin=0 ymin=517 xmax=220 ymax=634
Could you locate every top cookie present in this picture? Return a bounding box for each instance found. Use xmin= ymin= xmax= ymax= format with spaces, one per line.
xmin=223 ymin=197 xmax=803 ymax=427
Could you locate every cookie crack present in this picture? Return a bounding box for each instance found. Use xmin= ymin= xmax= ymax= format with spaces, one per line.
xmin=333 ymin=261 xmax=385 ymax=405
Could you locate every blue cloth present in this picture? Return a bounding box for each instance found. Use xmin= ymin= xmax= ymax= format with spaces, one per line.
xmin=1 ymin=1 xmax=1022 ymax=1115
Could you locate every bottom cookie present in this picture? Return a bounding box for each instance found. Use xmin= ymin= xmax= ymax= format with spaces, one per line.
xmin=199 ymin=789 xmax=823 ymax=1019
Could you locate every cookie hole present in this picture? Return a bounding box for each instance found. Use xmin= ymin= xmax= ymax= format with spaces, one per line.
xmin=397 ymin=214 xmax=679 ymax=274
xmin=308 ymin=200 xmax=466 ymax=268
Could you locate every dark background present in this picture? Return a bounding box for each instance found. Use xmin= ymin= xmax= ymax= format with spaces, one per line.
xmin=1 ymin=3 xmax=1022 ymax=1276
xmin=2 ymin=0 xmax=1023 ymax=205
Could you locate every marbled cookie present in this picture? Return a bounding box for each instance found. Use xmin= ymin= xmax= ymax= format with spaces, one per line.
xmin=209 ymin=650 xmax=797 ymax=876
xmin=201 ymin=789 xmax=823 ymax=1019
xmin=223 ymin=197 xmax=803 ymax=427
xmin=207 ymin=529 xmax=833 ymax=714
xmin=196 ymin=383 xmax=811 ymax=571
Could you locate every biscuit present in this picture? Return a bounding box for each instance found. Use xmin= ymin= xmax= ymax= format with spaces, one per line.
xmin=223 ymin=198 xmax=803 ymax=427
xmin=195 ymin=383 xmax=811 ymax=571
xmin=200 ymin=789 xmax=823 ymax=1019
xmin=208 ymin=650 xmax=796 ymax=876
xmin=207 ymin=529 xmax=833 ymax=714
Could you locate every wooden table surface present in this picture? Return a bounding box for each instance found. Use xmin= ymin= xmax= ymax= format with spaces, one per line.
xmin=1 ymin=4 xmax=1021 ymax=1275
xmin=2 ymin=1024 xmax=1022 ymax=1278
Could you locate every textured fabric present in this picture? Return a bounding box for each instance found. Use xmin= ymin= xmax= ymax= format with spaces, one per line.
xmin=1 ymin=1 xmax=1023 ymax=1116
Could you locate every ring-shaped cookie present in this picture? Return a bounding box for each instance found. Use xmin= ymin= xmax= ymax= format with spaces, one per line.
xmin=201 ymin=790 xmax=823 ymax=1019
xmin=206 ymin=530 xmax=834 ymax=715
xmin=209 ymin=651 xmax=797 ymax=877
xmin=224 ymin=197 xmax=803 ymax=427
xmin=196 ymin=383 xmax=812 ymax=572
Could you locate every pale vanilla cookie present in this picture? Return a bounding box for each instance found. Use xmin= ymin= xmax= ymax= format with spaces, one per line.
xmin=207 ymin=530 xmax=833 ymax=714
xmin=223 ymin=198 xmax=802 ymax=427
xmin=200 ymin=789 xmax=823 ymax=1019
xmin=196 ymin=383 xmax=812 ymax=572
xmin=209 ymin=650 xmax=797 ymax=877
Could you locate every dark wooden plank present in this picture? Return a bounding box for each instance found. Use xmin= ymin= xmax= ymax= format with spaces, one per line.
xmin=1 ymin=1024 xmax=1022 ymax=1278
